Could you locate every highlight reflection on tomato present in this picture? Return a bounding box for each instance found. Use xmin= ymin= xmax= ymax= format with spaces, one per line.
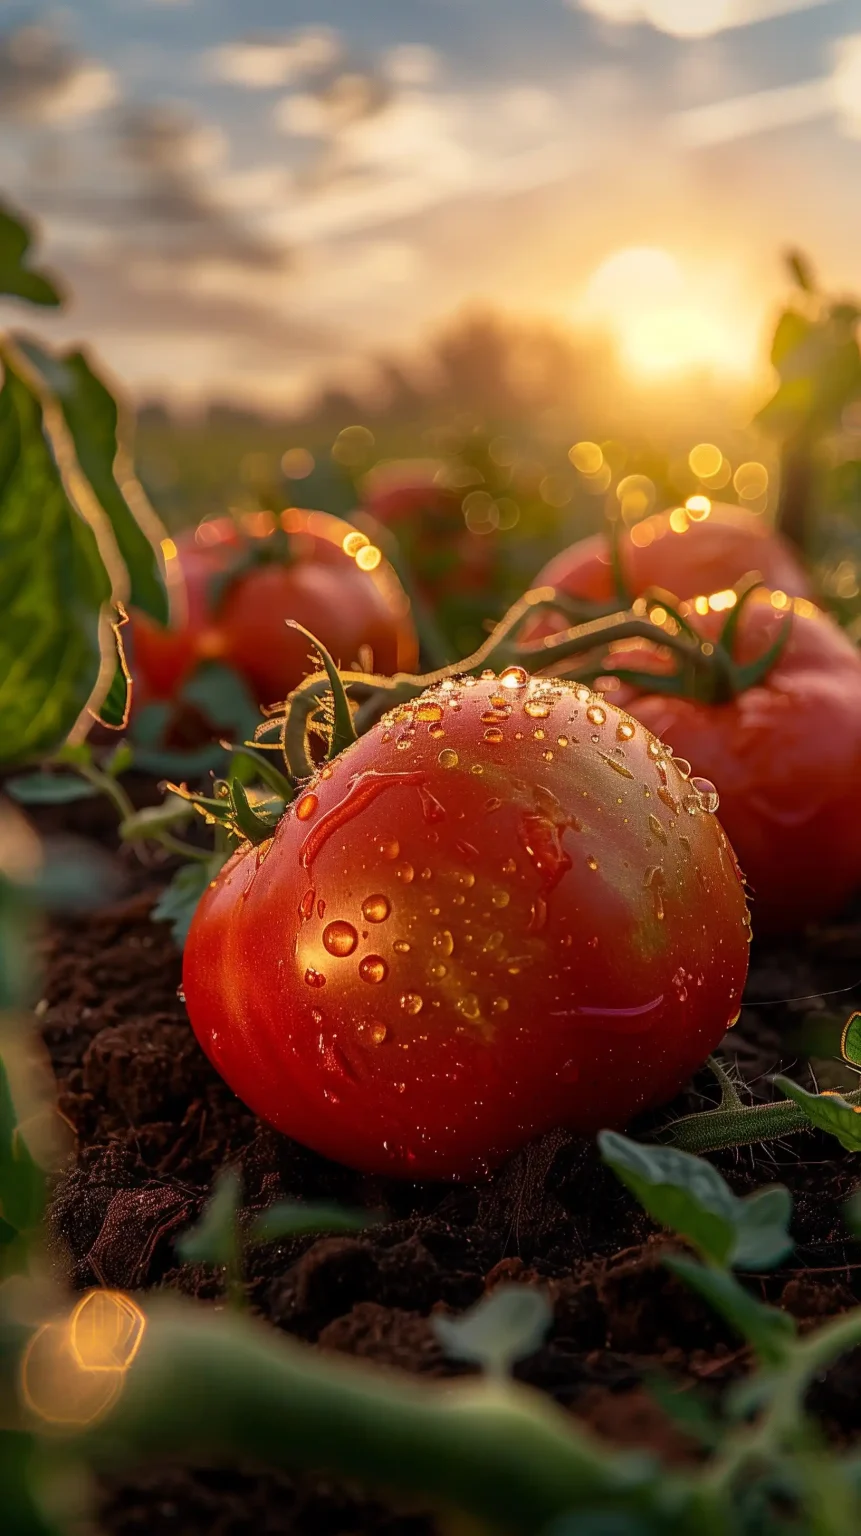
xmin=183 ymin=673 xmax=750 ymax=1179
xmin=130 ymin=508 xmax=417 ymax=710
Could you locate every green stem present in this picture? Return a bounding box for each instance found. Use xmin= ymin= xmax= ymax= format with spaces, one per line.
xmin=77 ymin=765 xmax=136 ymax=824
xmin=153 ymin=833 xmax=213 ymax=864
xmin=658 ymin=1086 xmax=861 ymax=1154
xmin=74 ymin=1302 xmax=681 ymax=1534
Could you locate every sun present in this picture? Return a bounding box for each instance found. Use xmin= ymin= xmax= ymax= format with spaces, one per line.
xmin=576 ymin=245 xmax=756 ymax=384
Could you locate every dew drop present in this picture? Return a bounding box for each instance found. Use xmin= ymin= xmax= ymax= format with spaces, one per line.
xmin=490 ymin=693 xmax=509 ymax=709
xmin=323 ymin=920 xmax=359 ymax=957
xmin=524 ymin=700 xmax=550 ymax=719
xmin=481 ymin=710 xmax=503 ymax=725
xmin=429 ymin=960 xmax=448 ymax=979
xmin=672 ymin=966 xmax=689 ymax=1003
xmin=393 ymin=939 xmax=411 ymax=954
xmin=401 ymin=992 xmax=423 ymax=1015
xmin=599 ymin=751 xmax=633 ymax=779
xmin=492 ymin=997 xmax=509 ymax=1014
xmin=311 ymin=1008 xmax=323 ymax=1025
xmin=433 ymin=929 xmax=454 ymax=957
xmin=528 ymin=896 xmax=548 ymax=932
xmin=691 ymin=776 xmax=720 ymax=813
xmin=647 ymin=741 xmax=661 ymax=759
xmin=362 ymin=893 xmax=391 ymax=923
xmin=586 ymin=705 xmax=606 ymax=726
xmin=395 ymin=1082 xmax=406 ymax=1094
xmin=304 ymin=966 xmax=326 ymax=988
xmin=557 ymin=735 xmax=570 ymax=748
xmin=370 ymin=1023 xmax=388 ymax=1045
xmin=617 ymin=721 xmax=635 ymax=741
xmin=500 ymin=666 xmax=528 ymax=689
xmin=379 ymin=837 xmax=400 ymax=861
xmin=483 ymin=930 xmax=505 ymax=952
xmin=672 ymin=757 xmax=693 ymax=780
xmin=429 ymin=724 xmax=446 ymax=739
xmin=299 ymin=888 xmax=315 ymax=922
xmin=658 ymin=786 xmax=680 ymax=814
xmin=453 ymin=893 xmax=466 ymax=906
xmin=359 ymin=955 xmax=388 ymax=984
xmin=533 ymin=728 xmax=546 ymax=741
xmin=586 ymin=855 xmax=599 ymax=871
xmin=648 ymin=814 xmax=668 ymax=845
xmin=542 ymin=750 xmax=554 ymax=762
xmin=491 ymin=889 xmax=510 ymax=908
xmin=317 ymin=898 xmax=326 ymax=919
xmin=484 ymin=726 xmax=504 ymax=745
xmin=416 ymin=701 xmax=443 ymax=723
xmin=420 ymin=867 xmax=432 ymax=881
xmin=296 ymin=793 xmax=318 ymax=822
xmin=502 ymin=857 xmax=517 ymax=874
xmin=470 ymin=763 xmax=484 ymax=775
xmin=457 ymin=994 xmax=481 ymax=1021
xmin=438 ymin=748 xmax=459 ymax=769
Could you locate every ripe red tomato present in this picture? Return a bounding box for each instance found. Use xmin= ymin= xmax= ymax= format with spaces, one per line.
xmin=362 ymin=459 xmax=493 ymax=600
xmin=183 ymin=673 xmax=750 ymax=1179
xmin=528 ymin=502 xmax=812 ymax=618
xmin=130 ymin=509 xmax=418 ymax=709
xmin=601 ymin=593 xmax=861 ymax=932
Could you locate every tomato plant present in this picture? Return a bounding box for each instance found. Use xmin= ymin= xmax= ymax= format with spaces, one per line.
xmin=598 ymin=589 xmax=861 ymax=932
xmin=527 ymin=501 xmax=812 ymax=621
xmin=184 ymin=671 xmax=749 ymax=1179
xmin=130 ymin=508 xmax=417 ymax=711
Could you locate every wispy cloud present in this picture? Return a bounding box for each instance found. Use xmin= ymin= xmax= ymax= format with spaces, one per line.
xmin=674 ymin=30 xmax=861 ymax=144
xmin=573 ymin=0 xmax=838 ymax=39
xmin=206 ymin=28 xmax=341 ymax=90
xmin=0 ymin=23 xmax=116 ymax=123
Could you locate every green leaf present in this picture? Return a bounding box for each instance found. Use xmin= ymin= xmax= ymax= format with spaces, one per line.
xmin=770 ymin=308 xmax=812 ymax=369
xmin=785 ymin=249 xmax=816 ymax=295
xmin=177 ymin=1167 xmax=241 ymax=1269
xmin=841 ymin=1013 xmax=861 ymax=1068
xmin=152 ymin=854 xmax=228 ymax=948
xmin=664 ymin=1256 xmax=796 ymax=1367
xmin=774 ymin=1076 xmax=861 ymax=1152
xmin=119 ymin=794 xmax=196 ymax=842
xmin=0 ymin=201 xmax=61 ymax=307
xmin=229 ymin=779 xmax=278 ymax=845
xmin=6 ymin=773 xmax=98 ymax=805
xmin=96 ymin=649 xmax=131 ymax=729
xmin=15 ymin=340 xmax=168 ymax=624
xmin=181 ymin=663 xmax=261 ymax=742
xmin=598 ymin=1131 xmax=792 ymax=1271
xmin=0 ymin=1052 xmax=45 ymax=1266
xmin=0 ymin=350 xmax=111 ymax=765
xmin=249 ymin=1201 xmax=380 ymax=1245
xmin=433 ymin=1285 xmax=551 ymax=1378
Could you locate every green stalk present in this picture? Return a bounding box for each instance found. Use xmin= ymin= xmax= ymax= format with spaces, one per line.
xmin=657 ymin=1086 xmax=861 ymax=1155
xmin=75 ymin=1301 xmax=679 ymax=1534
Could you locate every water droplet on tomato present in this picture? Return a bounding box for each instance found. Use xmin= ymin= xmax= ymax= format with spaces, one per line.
xmin=672 ymin=757 xmax=692 ymax=780
xmin=438 ymin=748 xmax=459 ymax=769
xmin=429 ymin=960 xmax=448 ymax=979
xmin=359 ymin=955 xmax=388 ymax=983
xmin=586 ymin=855 xmax=599 ymax=871
xmin=304 ymin=966 xmax=327 ymax=988
xmin=648 ymin=814 xmax=667 ymax=845
xmin=296 ymin=794 xmax=318 ymax=821
xmin=394 ymin=939 xmax=411 ymax=954
xmin=599 ymin=752 xmax=633 ymax=779
xmin=396 ymin=862 xmax=414 ymax=883
xmin=362 ymin=894 xmax=391 ymax=923
xmin=500 ymin=666 xmax=528 ymax=689
xmin=483 ymin=930 xmax=504 ymax=952
xmin=401 ymin=992 xmax=423 ymax=1014
xmin=395 ymin=1082 xmax=406 ymax=1094
xmin=429 ymin=724 xmax=446 ymax=739
xmin=299 ymin=888 xmax=315 ymax=922
xmin=369 ymin=1022 xmax=388 ymax=1045
xmin=433 ymin=929 xmax=454 ymax=957
xmin=323 ymin=921 xmax=358 ymax=957
xmin=484 ymin=726 xmax=504 ymax=745
xmin=672 ymin=966 xmax=688 ymax=1003
xmin=586 ymin=705 xmax=606 ymax=726
xmin=379 ymin=837 xmax=400 ymax=860
xmin=691 ymin=777 xmax=720 ymax=813
xmin=492 ymin=997 xmax=509 ymax=1014
xmin=457 ymin=994 xmax=481 ymax=1020
xmin=416 ymin=701 xmax=443 ymax=723
xmin=470 ymin=763 xmax=484 ymax=775
xmin=617 ymin=722 xmax=635 ymax=741
xmin=658 ymin=786 xmax=680 ymax=814
xmin=491 ymin=889 xmax=510 ymax=908
xmin=557 ymin=735 xmax=569 ymax=747
xmin=528 ymin=896 xmax=548 ymax=932
xmin=525 ymin=700 xmax=550 ymax=719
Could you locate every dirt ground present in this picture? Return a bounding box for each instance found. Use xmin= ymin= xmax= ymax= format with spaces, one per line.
xmin=34 ymin=801 xmax=861 ymax=1535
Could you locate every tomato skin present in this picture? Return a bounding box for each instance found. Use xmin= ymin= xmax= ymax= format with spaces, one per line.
xmin=183 ymin=674 xmax=749 ymax=1179
xmin=605 ymin=594 xmax=861 ymax=933
xmin=130 ymin=509 xmax=417 ymax=710
xmin=362 ymin=460 xmax=493 ymax=600
xmin=528 ymin=503 xmax=812 ymax=619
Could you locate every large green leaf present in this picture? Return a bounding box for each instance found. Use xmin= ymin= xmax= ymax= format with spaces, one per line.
xmin=0 ymin=202 xmax=61 ymax=308
xmin=15 ymin=339 xmax=168 ymax=624
xmin=599 ymin=1131 xmax=793 ymax=1271
xmin=774 ymin=1077 xmax=861 ymax=1152
xmin=0 ymin=351 xmax=111 ymax=765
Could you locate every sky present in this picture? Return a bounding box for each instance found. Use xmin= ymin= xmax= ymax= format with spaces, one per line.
xmin=0 ymin=0 xmax=860 ymax=409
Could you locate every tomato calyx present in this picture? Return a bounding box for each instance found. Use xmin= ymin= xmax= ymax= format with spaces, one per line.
xmin=207 ymin=528 xmax=296 ymax=614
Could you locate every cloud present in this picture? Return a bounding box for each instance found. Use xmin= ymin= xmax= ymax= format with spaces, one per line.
xmin=383 ymin=45 xmax=440 ymax=86
xmin=207 ymin=28 xmax=341 ymax=89
xmin=673 ymin=30 xmax=861 ymax=145
xmin=572 ymin=0 xmax=837 ymax=38
xmin=274 ymin=70 xmax=393 ymax=140
xmin=0 ymin=23 xmax=116 ymax=123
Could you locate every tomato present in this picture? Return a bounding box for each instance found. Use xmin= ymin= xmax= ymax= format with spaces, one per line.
xmin=183 ymin=672 xmax=750 ymax=1179
xmin=600 ymin=592 xmax=861 ymax=932
xmin=130 ymin=509 xmax=418 ymax=710
xmin=527 ymin=502 xmax=812 ymax=623
xmin=362 ymin=459 xmax=493 ymax=601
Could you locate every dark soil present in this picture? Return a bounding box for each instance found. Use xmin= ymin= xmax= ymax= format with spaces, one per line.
xmin=33 ymin=806 xmax=861 ymax=1536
